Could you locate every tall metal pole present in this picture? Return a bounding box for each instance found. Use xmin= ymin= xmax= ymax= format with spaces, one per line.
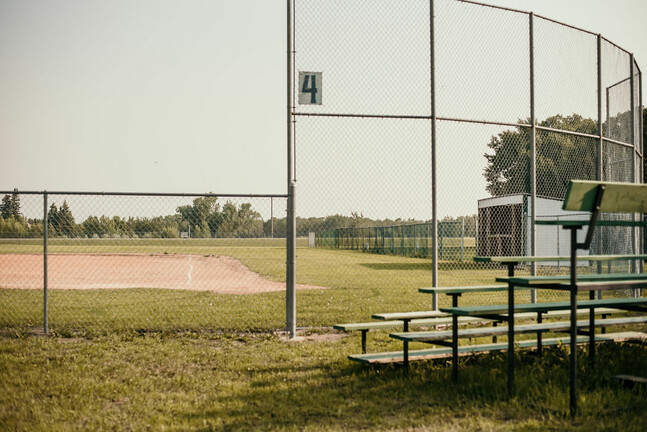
xmin=640 ymin=68 xmax=644 ymax=276
xmin=529 ymin=13 xmax=537 ymax=302
xmin=270 ymin=196 xmax=274 ymax=238
xmin=430 ymin=0 xmax=439 ymax=311
xmin=596 ymin=35 xmax=604 ymax=296
xmin=43 ymin=192 xmax=48 ymax=335
xmin=286 ymin=0 xmax=297 ymax=337
xmin=630 ymin=54 xmax=637 ymax=278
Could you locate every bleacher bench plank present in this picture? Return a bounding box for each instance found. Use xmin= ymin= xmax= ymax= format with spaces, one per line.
xmin=390 ymin=316 xmax=647 ymax=343
xmin=349 ymin=332 xmax=647 ymax=364
xmin=441 ymin=298 xmax=647 ymax=317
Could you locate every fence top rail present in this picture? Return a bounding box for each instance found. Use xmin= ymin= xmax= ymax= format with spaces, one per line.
xmin=0 ymin=191 xmax=288 ymax=198
xmin=458 ymin=0 xmax=633 ymax=57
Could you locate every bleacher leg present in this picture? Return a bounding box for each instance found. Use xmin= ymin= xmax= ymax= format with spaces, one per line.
xmin=537 ymin=312 xmax=543 ymax=356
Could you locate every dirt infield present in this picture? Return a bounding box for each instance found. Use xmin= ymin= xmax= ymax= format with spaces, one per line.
xmin=0 ymin=253 xmax=326 ymax=294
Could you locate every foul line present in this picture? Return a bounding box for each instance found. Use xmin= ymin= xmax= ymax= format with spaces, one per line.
xmin=186 ymin=256 xmax=193 ymax=285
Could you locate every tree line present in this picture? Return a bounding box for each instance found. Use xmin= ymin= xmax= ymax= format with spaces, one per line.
xmin=0 ymin=192 xmax=477 ymax=239
xmin=0 ymin=195 xmax=269 ymax=239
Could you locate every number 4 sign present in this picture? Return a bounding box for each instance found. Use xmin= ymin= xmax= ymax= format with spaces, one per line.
xmin=298 ymin=72 xmax=322 ymax=105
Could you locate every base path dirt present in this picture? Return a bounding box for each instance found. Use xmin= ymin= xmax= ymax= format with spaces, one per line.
xmin=0 ymin=253 xmax=326 ymax=295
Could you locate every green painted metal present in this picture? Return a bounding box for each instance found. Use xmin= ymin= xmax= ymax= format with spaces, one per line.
xmin=347 ymin=332 xmax=646 ymax=364
xmin=497 ymin=272 xmax=647 ymax=285
xmin=535 ymin=219 xmax=647 ymax=226
xmin=333 ymin=321 xmax=404 ymax=332
xmin=475 ymin=254 xmax=647 ymax=263
xmin=441 ymin=297 xmax=647 ymax=317
xmin=391 ymin=316 xmax=647 ymax=342
xmin=563 ymin=180 xmax=647 ymax=213
xmin=371 ymin=311 xmax=446 ymax=321
xmin=418 ymin=285 xmax=508 ymax=294
xmin=333 ymin=316 xmax=462 ymax=332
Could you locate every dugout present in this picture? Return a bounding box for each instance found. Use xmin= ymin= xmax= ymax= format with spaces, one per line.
xmin=477 ymin=194 xmax=590 ymax=265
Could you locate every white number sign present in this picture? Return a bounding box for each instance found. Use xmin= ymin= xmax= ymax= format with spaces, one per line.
xmin=298 ymin=72 xmax=322 ymax=105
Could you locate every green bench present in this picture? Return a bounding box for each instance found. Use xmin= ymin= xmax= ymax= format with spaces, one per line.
xmin=481 ymin=180 xmax=647 ymax=416
xmin=393 ymin=308 xmax=640 ymax=368
xmin=335 ymin=309 xmax=497 ymax=354
xmin=336 ymin=285 xmax=516 ymax=353
xmin=334 ymin=316 xmax=445 ymax=354
xmin=349 ymin=332 xmax=646 ymax=365
xmin=344 ymin=307 xmax=621 ymax=364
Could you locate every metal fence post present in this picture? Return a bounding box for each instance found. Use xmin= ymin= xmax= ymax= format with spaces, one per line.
xmin=529 ymin=12 xmax=537 ymax=303
xmin=640 ymin=68 xmax=644 ymax=277
xmin=461 ymin=218 xmax=465 ymax=262
xmin=430 ymin=0 xmax=438 ymax=311
xmin=596 ymin=34 xmax=604 ymax=298
xmin=286 ymin=183 xmax=297 ymax=336
xmin=43 ymin=191 xmax=48 ymax=335
xmin=286 ymin=0 xmax=297 ymax=337
xmin=630 ymin=54 xmax=637 ymax=283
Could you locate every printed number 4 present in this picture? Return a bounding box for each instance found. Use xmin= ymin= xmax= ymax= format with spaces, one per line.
xmin=302 ymin=75 xmax=318 ymax=104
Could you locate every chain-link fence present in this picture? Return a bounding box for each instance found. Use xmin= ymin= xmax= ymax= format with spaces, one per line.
xmin=2 ymin=1 xmax=644 ymax=335
xmin=0 ymin=191 xmax=292 ymax=335
xmin=293 ymin=0 xmax=644 ymax=323
xmin=317 ymin=220 xmax=472 ymax=261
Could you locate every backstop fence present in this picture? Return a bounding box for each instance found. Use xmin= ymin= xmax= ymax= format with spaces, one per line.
xmin=292 ymin=0 xmax=643 ymax=318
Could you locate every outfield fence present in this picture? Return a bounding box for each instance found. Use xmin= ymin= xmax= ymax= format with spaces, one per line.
xmin=317 ymin=221 xmax=474 ymax=261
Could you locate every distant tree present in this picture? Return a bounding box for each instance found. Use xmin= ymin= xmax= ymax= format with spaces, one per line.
xmin=177 ymin=196 xmax=219 ymax=237
xmin=10 ymin=191 xmax=20 ymax=218
xmin=48 ymin=203 xmax=60 ymax=234
xmin=56 ymin=201 xmax=77 ymax=236
xmin=216 ymin=202 xmax=238 ymax=236
xmin=236 ymin=203 xmax=263 ymax=237
xmin=1 ymin=191 xmax=21 ymax=219
xmin=0 ymin=195 xmax=11 ymax=219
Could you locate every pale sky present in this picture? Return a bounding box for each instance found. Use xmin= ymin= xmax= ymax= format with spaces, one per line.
xmin=1 ymin=0 xmax=645 ymax=220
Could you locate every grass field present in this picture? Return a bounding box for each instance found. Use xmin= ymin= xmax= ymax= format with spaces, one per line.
xmin=0 ymin=238 xmax=522 ymax=335
xmin=2 ymin=331 xmax=647 ymax=430
xmin=1 ymin=239 xmax=646 ymax=429
xmin=0 ymin=239 xmax=629 ymax=334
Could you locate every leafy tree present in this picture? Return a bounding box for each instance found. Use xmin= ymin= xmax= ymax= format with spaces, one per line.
xmin=217 ymin=202 xmax=239 ymax=236
xmin=484 ymin=114 xmax=598 ymax=199
xmin=177 ymin=196 xmax=219 ymax=237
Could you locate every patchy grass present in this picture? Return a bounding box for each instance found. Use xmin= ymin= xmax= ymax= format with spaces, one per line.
xmin=2 ymin=241 xmax=646 ymax=429
xmin=1 ymin=332 xmax=646 ymax=431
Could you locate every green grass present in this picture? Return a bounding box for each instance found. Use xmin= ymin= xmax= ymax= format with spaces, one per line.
xmin=0 ymin=242 xmax=624 ymax=335
xmin=1 ymin=331 xmax=646 ymax=431
xmin=0 ymin=246 xmax=514 ymax=335
xmin=1 ymin=240 xmax=647 ymax=429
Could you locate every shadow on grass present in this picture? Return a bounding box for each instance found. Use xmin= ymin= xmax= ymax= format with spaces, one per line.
xmin=180 ymin=344 xmax=647 ymax=431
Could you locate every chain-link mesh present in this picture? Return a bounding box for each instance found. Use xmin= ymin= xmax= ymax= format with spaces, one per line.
xmin=2 ymin=1 xmax=644 ymax=334
xmin=0 ymin=192 xmax=288 ymax=335
xmin=293 ymin=0 xmax=643 ymax=320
